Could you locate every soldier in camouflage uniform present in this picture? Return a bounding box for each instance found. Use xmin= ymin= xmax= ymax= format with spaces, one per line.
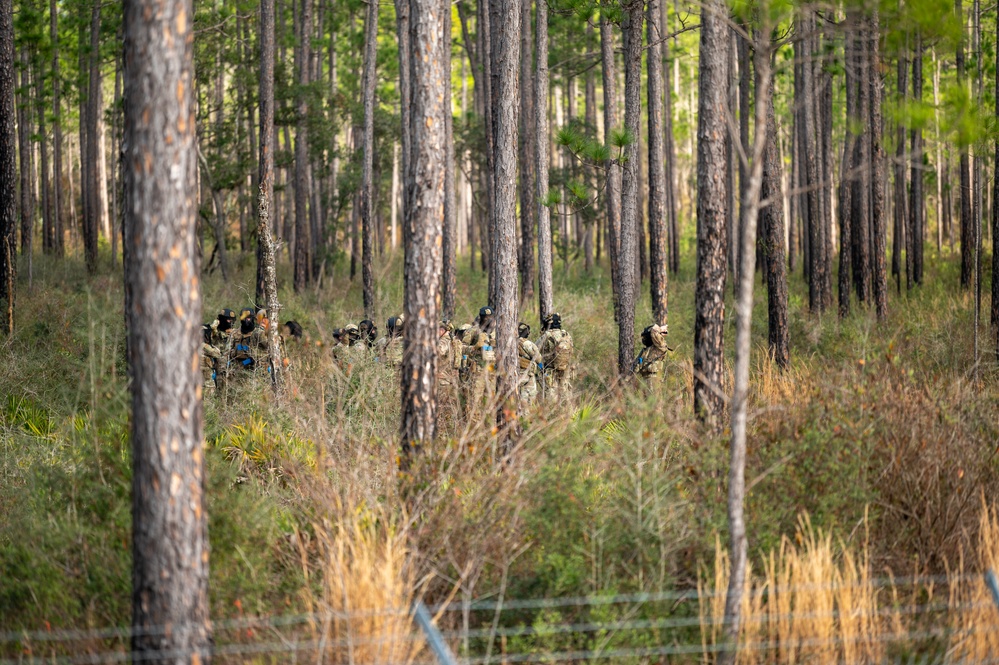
xmin=336 ymin=323 xmax=365 ymax=374
xmin=632 ymin=324 xmax=671 ymax=381
xmin=209 ymin=308 xmax=236 ymax=349
xmin=537 ymin=312 xmax=574 ymax=402
xmin=517 ymin=323 xmax=542 ymax=404
xmin=201 ymin=323 xmax=222 ymax=396
xmin=436 ymin=320 xmax=461 ymax=424
xmin=465 ymin=307 xmax=496 ymax=410
xmin=375 ymin=315 xmax=405 ymax=367
xmin=228 ymin=308 xmax=259 ymax=372
xmin=359 ymin=319 xmax=378 ymax=349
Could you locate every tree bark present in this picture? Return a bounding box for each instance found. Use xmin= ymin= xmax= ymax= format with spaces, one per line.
xmin=0 ymin=0 xmax=14 ymax=335
xmin=360 ymin=0 xmax=378 ymax=318
xmin=853 ymin=24 xmax=871 ymax=305
xmin=894 ymin=50 xmax=907 ymax=293
xmin=123 ymin=0 xmax=211 ymax=655
xmin=50 ymin=0 xmax=63 ymax=256
xmin=293 ymin=0 xmax=311 ymax=292
xmin=84 ymin=0 xmax=101 ymax=273
xmin=17 ymin=48 xmax=32 ymax=262
xmin=663 ymin=13 xmax=679 ymax=275
xmin=958 ymin=0 xmax=972 ymax=288
xmin=801 ymin=15 xmax=826 ymax=313
xmin=400 ymin=0 xmax=447 ymax=453
xmin=761 ymin=56 xmax=788 ymax=369
xmin=720 ymin=28 xmax=772 ymax=664
xmin=517 ymin=0 xmax=535 ymax=307
xmin=908 ymin=36 xmax=924 ymax=288
xmin=693 ymin=0 xmax=728 ymax=424
xmin=600 ymin=18 xmax=621 ymax=319
xmin=37 ymin=69 xmax=50 ymax=266
xmin=646 ymin=0 xmax=668 ymax=328
xmin=838 ymin=25 xmax=857 ymax=318
xmin=870 ymin=10 xmax=888 ymax=320
xmin=617 ymin=0 xmax=642 ymax=376
xmin=993 ymin=3 xmax=999 ymax=344
xmin=442 ymin=0 xmax=458 ymax=321
xmin=536 ymin=0 xmax=553 ymax=322
xmin=395 ymin=0 xmax=412 ymax=231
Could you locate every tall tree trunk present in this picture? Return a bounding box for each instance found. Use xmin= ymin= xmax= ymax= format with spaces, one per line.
xmin=616 ymin=0 xmax=642 ymax=376
xmin=853 ymin=24 xmax=872 ymax=304
xmin=600 ymin=18 xmax=621 ymax=320
xmin=993 ymin=3 xmax=999 ymax=344
xmin=801 ymin=15 xmax=826 ymax=313
xmin=909 ymin=36 xmax=924 ymax=287
xmin=360 ymin=0 xmax=377 ymax=318
xmin=693 ymin=0 xmax=728 ymax=424
xmin=37 ymin=70 xmax=51 ymax=262
xmin=0 ymin=0 xmax=14 ymax=335
xmin=536 ymin=0 xmax=553 ymax=322
xmin=400 ymin=0 xmax=447 ymax=453
xmin=760 ymin=55 xmax=788 ymax=368
xmin=480 ymin=0 xmax=497 ymax=304
xmin=870 ymin=9 xmax=888 ymax=319
xmin=442 ymin=0 xmax=457 ymax=321
xmin=838 ymin=25 xmax=857 ymax=317
xmin=720 ymin=28 xmax=773 ymax=664
xmin=958 ymin=0 xmax=973 ymax=288
xmin=517 ymin=0 xmax=535 ymax=308
xmin=293 ymin=0 xmax=311 ymax=292
xmin=84 ymin=0 xmax=101 ymax=273
xmin=663 ymin=18 xmax=679 ymax=275
xmin=583 ymin=48 xmax=596 ymax=273
xmin=50 ymin=0 xmax=63 ymax=256
xmin=123 ymin=0 xmax=211 ymax=655
xmin=646 ymin=0 xmax=668 ymax=327
xmin=492 ymin=0 xmax=521 ymax=438
xmin=17 ymin=49 xmax=32 ymax=262
xmin=894 ymin=50 xmax=907 ymax=293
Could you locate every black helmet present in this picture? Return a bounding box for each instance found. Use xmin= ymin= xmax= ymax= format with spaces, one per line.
xmin=518 ymin=322 xmax=530 ymax=339
xmin=239 ymin=308 xmax=256 ymax=334
xmin=543 ymin=312 xmax=562 ymax=331
xmin=641 ymin=325 xmax=654 ymax=349
xmin=283 ymin=320 xmax=303 ymax=339
xmin=217 ymin=308 xmax=236 ymax=332
xmin=202 ymin=323 xmax=213 ymax=345
xmin=359 ymin=319 xmax=377 ymax=345
xmin=387 ymin=315 xmax=405 ymax=337
xmin=479 ymin=306 xmax=494 ymax=320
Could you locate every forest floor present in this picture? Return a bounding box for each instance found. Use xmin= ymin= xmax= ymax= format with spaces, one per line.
xmin=1 ymin=244 xmax=998 ymax=663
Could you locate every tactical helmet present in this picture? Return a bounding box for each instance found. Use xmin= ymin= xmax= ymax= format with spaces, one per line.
xmin=283 ymin=320 xmax=304 ymax=339
xmin=344 ymin=323 xmax=361 ymax=343
xmin=641 ymin=325 xmax=654 ymax=349
xmin=239 ymin=308 xmax=256 ymax=334
xmin=542 ymin=312 xmax=562 ymax=331
xmin=518 ymin=322 xmax=530 ymax=339
xmin=202 ymin=323 xmax=213 ymax=345
xmin=217 ymin=308 xmax=236 ymax=332
xmin=479 ymin=306 xmax=493 ymax=319
xmin=441 ymin=318 xmax=454 ymax=332
xmin=359 ymin=319 xmax=377 ymax=345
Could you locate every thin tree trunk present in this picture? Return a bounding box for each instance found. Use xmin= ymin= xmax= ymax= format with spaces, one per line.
xmin=536 ymin=0 xmax=553 ymax=322
xmin=958 ymin=0 xmax=973 ymax=288
xmin=646 ymin=0 xmax=668 ymax=327
xmin=400 ymin=0 xmax=447 ymax=453
xmin=600 ymin=18 xmax=621 ymax=319
xmin=760 ymin=55 xmax=788 ymax=368
xmin=517 ymin=0 xmax=535 ymax=307
xmin=895 ymin=50 xmax=907 ymax=292
xmin=37 ymin=70 xmax=51 ymax=263
xmin=720 ymin=28 xmax=773 ymax=663
xmin=870 ymin=10 xmax=888 ymax=319
xmin=17 ymin=49 xmax=32 ymax=262
xmin=360 ymin=0 xmax=377 ymax=318
xmin=50 ymin=0 xmax=63 ymax=256
xmin=993 ymin=4 xmax=999 ymax=342
xmin=123 ymin=0 xmax=211 ymax=655
xmin=838 ymin=25 xmax=857 ymax=318
xmin=909 ymin=36 xmax=924 ymax=287
xmin=84 ymin=0 xmax=101 ymax=273
xmin=293 ymin=0 xmax=311 ymax=291
xmin=492 ymin=0 xmax=521 ymax=438
xmin=693 ymin=0 xmax=728 ymax=424
xmin=854 ymin=24 xmax=872 ymax=305
xmin=0 ymin=0 xmax=14 ymax=335
xmin=617 ymin=0 xmax=642 ymax=376
xmin=583 ymin=36 xmax=596 ymax=274
xmin=442 ymin=0 xmax=458 ymax=320
xmin=801 ymin=15 xmax=826 ymax=313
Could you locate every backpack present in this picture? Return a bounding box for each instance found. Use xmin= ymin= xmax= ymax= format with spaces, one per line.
xmin=518 ymin=339 xmax=533 ymax=370
xmin=551 ymin=330 xmax=572 ymax=371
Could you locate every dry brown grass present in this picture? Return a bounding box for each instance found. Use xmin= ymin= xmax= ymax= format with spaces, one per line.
xmin=946 ymin=498 xmax=999 ymax=661
xmin=296 ymin=502 xmax=425 ymax=665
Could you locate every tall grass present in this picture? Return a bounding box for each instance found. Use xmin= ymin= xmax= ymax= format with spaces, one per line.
xmin=699 ymin=502 xmax=999 ymax=664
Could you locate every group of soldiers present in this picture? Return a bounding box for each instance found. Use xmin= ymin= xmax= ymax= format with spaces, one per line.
xmin=200 ymin=307 xmax=302 ymax=395
xmin=327 ymin=306 xmax=576 ymax=408
xmin=200 ymin=301 xmax=674 ymax=402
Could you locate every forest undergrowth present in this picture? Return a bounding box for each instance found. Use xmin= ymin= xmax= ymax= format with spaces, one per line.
xmin=1 ymin=246 xmax=997 ymax=662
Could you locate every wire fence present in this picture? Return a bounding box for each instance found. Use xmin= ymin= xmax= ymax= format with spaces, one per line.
xmin=3 ymin=572 xmax=999 ymax=665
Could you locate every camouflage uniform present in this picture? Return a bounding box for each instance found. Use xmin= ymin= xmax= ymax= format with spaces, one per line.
xmin=436 ymin=322 xmax=460 ymax=425
xmin=517 ymin=336 xmax=541 ymax=404
xmin=375 ymin=315 xmax=405 ymax=367
xmin=538 ymin=320 xmax=573 ymax=402
xmin=632 ymin=324 xmax=671 ymax=380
